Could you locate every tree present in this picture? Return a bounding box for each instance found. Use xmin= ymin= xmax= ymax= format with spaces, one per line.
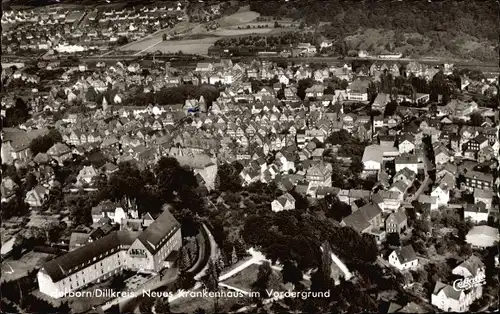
xmin=1 ymin=195 xmax=29 ymax=220
xmin=274 ymin=21 xmax=280 ymax=28
xmin=29 ymin=129 xmax=63 ymax=155
xmin=386 ymin=233 xmax=401 ymax=246
xmin=282 ymin=260 xmax=303 ymax=287
xmin=470 ymin=112 xmax=484 ymax=126
xmin=325 ymin=129 xmax=351 ymax=145
xmin=139 ymin=297 xmax=154 ymax=314
xmin=384 ymin=100 xmax=398 ymax=116
xmin=154 ymin=298 xmax=171 ymax=314
xmin=110 ymin=273 xmax=126 ymax=291
xmin=25 ymin=172 xmax=38 ymax=191
xmin=68 ymin=193 xmax=93 ymax=226
xmin=178 ymin=246 xmax=191 ymax=271
xmin=201 ymin=259 xmax=220 ymax=312
xmin=252 ymin=262 xmax=273 ymax=296
xmin=117 ymin=36 xmax=128 ymax=45
xmin=3 ymin=97 xmax=30 ymax=127
xmin=162 ymin=33 xmax=167 ymax=41
xmin=215 ymin=163 xmax=242 ymax=192
xmin=176 ymin=272 xmax=195 ymax=290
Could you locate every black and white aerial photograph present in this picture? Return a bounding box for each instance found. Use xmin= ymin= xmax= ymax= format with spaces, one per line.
xmin=1 ymin=0 xmax=499 ymax=313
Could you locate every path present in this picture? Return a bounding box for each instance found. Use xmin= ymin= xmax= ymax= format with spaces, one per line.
xmin=194 ymin=223 xmax=219 ymax=281
xmin=330 ymin=252 xmax=353 ymax=280
xmin=168 ymin=248 xmax=265 ymax=304
xmin=133 ymin=40 xmax=162 ymax=56
xmin=219 ymin=248 xmax=265 ymax=282
xmin=409 ymin=142 xmax=433 ymax=202
xmin=218 ymin=283 xmax=251 ymax=296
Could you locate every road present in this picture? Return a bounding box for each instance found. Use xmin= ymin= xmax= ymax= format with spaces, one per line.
xmin=408 ymin=139 xmax=435 ymax=203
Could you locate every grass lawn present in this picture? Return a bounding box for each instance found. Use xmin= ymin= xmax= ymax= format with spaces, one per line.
xmin=120 ymin=5 xmax=265 ymax=55
xmin=222 ymin=263 xmax=261 ymax=291
xmin=143 ymin=38 xmax=219 ymax=55
xmin=222 ymin=263 xmax=288 ymax=292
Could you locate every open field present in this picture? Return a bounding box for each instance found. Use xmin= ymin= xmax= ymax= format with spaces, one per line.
xmin=222 ymin=263 xmax=260 ymax=291
xmin=119 ymin=5 xmax=298 ymax=56
xmin=145 ymin=38 xmax=220 ymax=55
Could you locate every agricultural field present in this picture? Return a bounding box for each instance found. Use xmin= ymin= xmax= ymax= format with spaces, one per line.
xmin=120 ymin=6 xmax=297 ymax=56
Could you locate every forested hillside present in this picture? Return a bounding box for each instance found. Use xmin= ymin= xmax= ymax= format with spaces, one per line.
xmin=249 ymin=0 xmax=499 ymax=61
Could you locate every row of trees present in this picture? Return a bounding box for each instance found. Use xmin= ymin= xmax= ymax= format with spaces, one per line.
xmin=122 ymin=84 xmax=219 ymax=108
xmin=29 ymin=129 xmax=63 ymax=156
xmin=214 ymin=31 xmax=315 ymax=49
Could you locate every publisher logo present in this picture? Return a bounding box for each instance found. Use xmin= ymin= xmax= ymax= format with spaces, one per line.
xmin=452 ymin=273 xmax=486 ymax=291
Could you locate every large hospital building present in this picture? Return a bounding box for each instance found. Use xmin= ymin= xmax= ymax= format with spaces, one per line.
xmin=37 ymin=208 xmax=182 ymax=298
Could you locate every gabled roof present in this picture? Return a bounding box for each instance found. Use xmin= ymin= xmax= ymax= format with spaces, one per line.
xmin=387 ymin=209 xmax=407 ymax=224
xmin=41 ymin=230 xmax=139 ymax=283
xmin=432 ymin=281 xmax=462 ymax=300
xmin=362 ymin=145 xmax=383 ymax=164
xmin=343 ymin=203 xmax=382 ymax=232
xmin=474 ymin=188 xmax=493 ymax=199
xmin=464 ymin=202 xmax=488 ymax=214
xmin=137 ymin=206 xmax=180 ymax=254
xmin=395 ymin=167 xmax=417 ymax=179
xmin=393 ymin=245 xmax=417 ymax=264
xmin=453 ymin=255 xmax=484 ymax=277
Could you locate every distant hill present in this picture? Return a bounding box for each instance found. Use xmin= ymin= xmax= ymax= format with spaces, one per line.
xmin=248 ymin=0 xmax=499 ymax=62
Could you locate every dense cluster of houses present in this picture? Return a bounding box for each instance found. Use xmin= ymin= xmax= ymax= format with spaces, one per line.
xmin=1 ymin=55 xmax=498 ymax=310
xmin=1 ymin=3 xmax=184 ymax=54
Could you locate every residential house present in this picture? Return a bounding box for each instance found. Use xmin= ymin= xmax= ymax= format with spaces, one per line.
xmin=341 ymin=203 xmax=383 ymax=235
xmin=474 ymin=188 xmax=493 ymax=210
xmin=395 ymin=154 xmax=418 ymax=174
xmin=385 ymin=209 xmax=408 ymax=234
xmin=465 ymin=134 xmax=489 ymax=153
xmin=398 ymin=133 xmax=416 ymax=154
xmin=76 ymin=165 xmax=98 ymax=186
xmin=25 ymin=185 xmax=49 ymax=207
xmin=452 ymin=255 xmax=485 ymax=279
xmin=431 ymin=282 xmax=469 ymax=312
xmin=1 ymin=131 xmax=34 ymax=164
xmin=418 ymin=194 xmax=439 ymax=211
xmin=362 ymin=145 xmax=383 ymax=174
xmin=388 ymin=245 xmax=418 ymax=271
xmin=373 ymin=190 xmax=401 ymax=212
xmin=347 ymin=78 xmax=370 ymax=101
xmin=271 ymin=193 xmax=296 ymax=212
xmin=305 ymin=162 xmax=332 ymax=188
xmin=430 ymin=180 xmax=451 ymax=207
xmin=394 ymin=167 xmax=416 ymax=187
xmin=372 ymin=93 xmax=390 ymax=112
xmin=46 ymin=143 xmax=72 ymax=165
xmin=435 ymin=146 xmax=451 ymax=166
xmin=464 ymin=203 xmax=489 ymax=224
xmin=463 ymin=171 xmax=493 ymax=190
xmin=91 ymin=201 xmax=131 ymax=225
